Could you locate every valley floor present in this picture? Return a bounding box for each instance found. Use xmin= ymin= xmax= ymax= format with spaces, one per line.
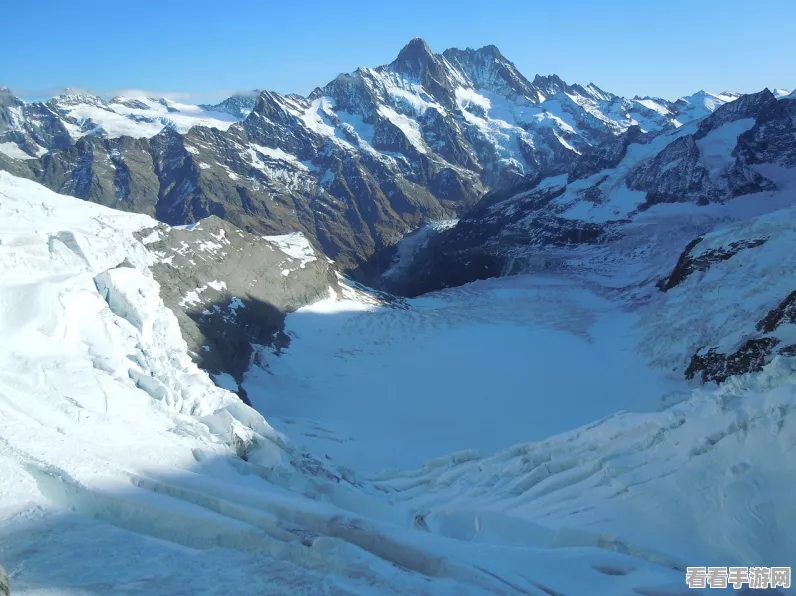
xmin=246 ymin=275 xmax=684 ymax=472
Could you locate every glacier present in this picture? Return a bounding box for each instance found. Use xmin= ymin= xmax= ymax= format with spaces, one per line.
xmin=0 ymin=170 xmax=794 ymax=595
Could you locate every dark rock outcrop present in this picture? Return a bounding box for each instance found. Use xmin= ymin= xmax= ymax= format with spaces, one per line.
xmin=569 ymin=125 xmax=647 ymax=182
xmin=757 ymin=290 xmax=796 ymax=334
xmin=658 ymin=236 xmax=768 ymax=291
xmin=693 ymin=89 xmax=778 ymax=140
xmin=31 ymin=135 xmax=160 ymax=216
xmin=380 ymin=182 xmax=612 ymax=296
xmin=685 ymin=337 xmax=781 ymax=384
xmin=137 ymin=217 xmax=337 ymax=391
xmin=734 ymin=96 xmax=796 ymax=168
xmin=685 ymin=289 xmax=796 ymax=384
xmin=627 ymin=135 xmax=719 ymax=208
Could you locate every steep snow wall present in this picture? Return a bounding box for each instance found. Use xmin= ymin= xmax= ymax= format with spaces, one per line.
xmin=0 ymin=171 xmax=291 ymax=464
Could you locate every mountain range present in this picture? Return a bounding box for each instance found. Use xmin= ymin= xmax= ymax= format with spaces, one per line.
xmin=3 ymin=38 xmax=783 ymax=277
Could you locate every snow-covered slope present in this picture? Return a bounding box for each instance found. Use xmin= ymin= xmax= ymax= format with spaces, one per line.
xmin=0 ymin=87 xmax=245 ymax=163
xmin=199 ymin=91 xmax=261 ymax=118
xmin=0 ymin=174 xmax=437 ymax=593
xmin=51 ymin=92 xmax=241 ymax=139
xmin=673 ymin=90 xmax=739 ymax=123
xmin=3 ymin=174 xmax=795 ymax=594
xmin=0 ymin=172 xmax=285 ymax=449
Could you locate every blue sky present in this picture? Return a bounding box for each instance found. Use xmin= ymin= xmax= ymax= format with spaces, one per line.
xmin=3 ymin=0 xmax=793 ymax=102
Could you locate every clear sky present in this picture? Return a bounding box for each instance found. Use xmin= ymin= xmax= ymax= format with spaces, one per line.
xmin=3 ymin=0 xmax=793 ymax=103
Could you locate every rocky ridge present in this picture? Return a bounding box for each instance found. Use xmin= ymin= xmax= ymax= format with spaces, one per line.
xmin=385 ymin=89 xmax=795 ymax=297
xmin=135 ymin=217 xmax=338 ymax=397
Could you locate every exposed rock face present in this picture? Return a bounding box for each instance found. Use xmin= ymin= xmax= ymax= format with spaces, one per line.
xmin=626 ymin=135 xmax=719 ymax=207
xmin=757 ymin=290 xmax=796 ymax=334
xmin=0 ymin=87 xmax=72 ymax=158
xmin=199 ymin=92 xmax=261 ymax=118
xmin=382 ymin=183 xmax=610 ymax=297
xmin=623 ymin=90 xmax=782 ymax=210
xmin=694 ymin=89 xmax=778 ymax=138
xmin=734 ymin=94 xmax=796 ymax=168
xmin=658 ymin=236 xmax=768 ymax=291
xmin=383 ymin=92 xmax=795 ymax=297
xmin=568 ymin=125 xmax=647 ymax=182
xmin=0 ymin=565 xmax=7 ymax=596
xmin=685 ymin=337 xmax=781 ymax=384
xmin=684 ymin=289 xmax=796 ymax=383
xmin=442 ymin=44 xmax=545 ymax=102
xmin=136 ymin=217 xmax=337 ymax=391
xmin=658 ymin=211 xmax=796 ymax=385
xmin=31 ymin=135 xmax=161 ymax=216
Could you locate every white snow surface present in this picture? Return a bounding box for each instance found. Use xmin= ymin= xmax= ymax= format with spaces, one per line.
xmin=675 ymin=90 xmax=737 ymax=123
xmin=1 ymin=173 xmax=796 ymax=594
xmin=696 ymin=118 xmax=756 ymax=179
xmin=50 ymin=94 xmax=241 ymax=140
xmin=262 ymin=231 xmax=318 ymax=274
xmin=377 ymin=105 xmax=428 ymax=154
xmin=0 ymin=142 xmax=34 ymax=160
xmin=246 ymin=277 xmax=683 ymax=472
xmin=243 ymin=179 xmax=796 ymax=591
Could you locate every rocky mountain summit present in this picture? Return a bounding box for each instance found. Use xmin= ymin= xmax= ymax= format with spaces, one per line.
xmin=0 ymin=40 xmax=737 ymax=276
xmin=199 ymin=91 xmax=262 ymax=118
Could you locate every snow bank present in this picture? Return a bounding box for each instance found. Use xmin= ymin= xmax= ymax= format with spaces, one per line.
xmin=0 ymin=172 xmax=291 ymax=471
xmin=262 ymin=231 xmax=318 ymax=277
xmin=373 ymin=356 xmax=796 ymax=571
xmin=53 ymin=94 xmax=241 ymax=140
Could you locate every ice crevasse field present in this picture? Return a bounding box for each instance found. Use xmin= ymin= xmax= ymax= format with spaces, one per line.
xmin=0 ymin=170 xmax=794 ymax=595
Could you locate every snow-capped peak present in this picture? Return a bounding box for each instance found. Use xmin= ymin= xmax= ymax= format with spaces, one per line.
xmin=389 ymin=37 xmax=437 ymax=77
xmin=53 ymin=90 xmax=110 ymax=109
xmin=442 ymin=44 xmax=541 ymax=101
xmin=579 ymin=82 xmax=613 ymax=101
xmin=532 ymin=73 xmax=571 ymax=98
xmin=678 ymin=89 xmax=737 ymax=107
xmin=199 ymin=91 xmax=261 ymax=118
xmin=672 ymin=89 xmax=738 ymax=123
